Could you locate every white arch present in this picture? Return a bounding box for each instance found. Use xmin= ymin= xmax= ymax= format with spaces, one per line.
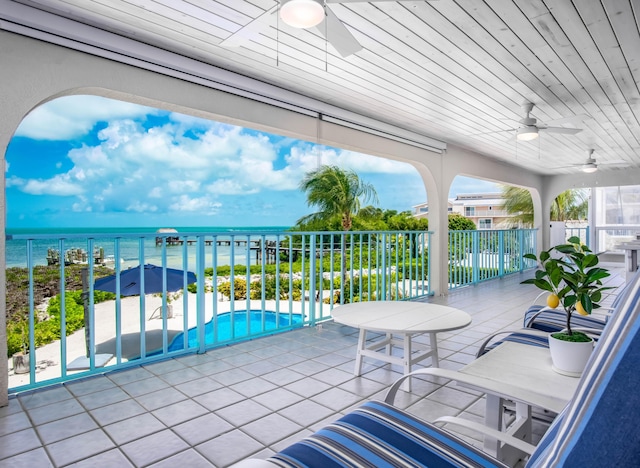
xmin=7 ymin=30 xmax=640 ymax=403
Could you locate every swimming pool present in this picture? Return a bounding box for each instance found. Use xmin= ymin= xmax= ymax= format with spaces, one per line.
xmin=167 ymin=310 xmax=304 ymax=352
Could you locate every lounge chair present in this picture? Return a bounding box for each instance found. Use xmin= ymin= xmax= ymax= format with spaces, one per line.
xmin=232 ymin=268 xmax=640 ymax=467
xmin=522 ymin=284 xmax=624 ymax=335
xmin=477 ymin=279 xmax=629 ymax=357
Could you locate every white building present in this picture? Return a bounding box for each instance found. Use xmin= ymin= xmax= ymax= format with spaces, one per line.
xmin=414 ymin=193 xmax=515 ymax=230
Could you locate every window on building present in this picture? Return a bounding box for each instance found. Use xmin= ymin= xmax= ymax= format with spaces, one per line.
xmin=479 ymin=218 xmax=492 ymax=230
xmin=465 ymin=207 xmax=475 ymax=216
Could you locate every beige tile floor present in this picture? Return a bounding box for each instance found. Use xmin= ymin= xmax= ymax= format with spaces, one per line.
xmin=0 ymin=267 xmax=625 ymax=467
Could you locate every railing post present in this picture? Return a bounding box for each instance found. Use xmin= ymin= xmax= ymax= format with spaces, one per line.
xmin=59 ymin=239 xmax=67 ymax=376
xmin=519 ymin=229 xmax=525 ymax=272
xmin=586 ymin=226 xmax=590 ymax=247
xmin=309 ymin=234 xmax=317 ymax=326
xmin=138 ymin=237 xmax=146 ymax=359
xmin=498 ymin=230 xmax=505 ymax=277
xmin=427 ymin=231 xmax=432 ymax=296
xmin=27 ymin=240 xmax=36 ymax=383
xmin=472 ymin=231 xmax=480 ymax=284
xmin=196 ymin=236 xmax=206 ymax=354
xmin=381 ymin=232 xmax=387 ymax=300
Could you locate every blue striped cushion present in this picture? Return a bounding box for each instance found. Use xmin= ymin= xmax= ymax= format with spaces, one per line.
xmin=269 ymin=401 xmax=506 ymax=468
xmin=529 ymin=269 xmax=640 ymax=466
xmin=523 ymin=305 xmax=606 ymax=334
xmin=481 ymin=331 xmax=549 ymax=355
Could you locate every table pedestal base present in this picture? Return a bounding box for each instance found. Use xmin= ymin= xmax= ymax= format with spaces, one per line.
xmin=354 ymin=330 xmax=439 ymax=391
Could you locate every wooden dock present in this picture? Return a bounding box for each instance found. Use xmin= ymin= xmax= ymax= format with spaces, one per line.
xmin=154 ymin=236 xmax=341 ymax=264
xmin=155 ymin=236 xmax=264 ymax=247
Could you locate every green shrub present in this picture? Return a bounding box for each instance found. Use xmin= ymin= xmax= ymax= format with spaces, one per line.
xmin=217 ymin=278 xmax=247 ymax=300
xmin=6 ymin=289 xmax=115 ymax=357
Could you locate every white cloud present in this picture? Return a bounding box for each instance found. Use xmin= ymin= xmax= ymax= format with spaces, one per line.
xmin=9 ymin=174 xmax=83 ymax=196
xmin=168 ymin=195 xmax=222 ymax=214
xmin=11 ymin=98 xmax=420 ymax=217
xmin=15 ymin=95 xmax=158 ymax=140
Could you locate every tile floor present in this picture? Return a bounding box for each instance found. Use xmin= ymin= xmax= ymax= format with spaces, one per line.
xmin=0 ymin=268 xmax=625 ymax=467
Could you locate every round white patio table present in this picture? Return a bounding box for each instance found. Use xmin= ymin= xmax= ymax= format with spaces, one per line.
xmin=331 ymin=301 xmax=471 ymax=391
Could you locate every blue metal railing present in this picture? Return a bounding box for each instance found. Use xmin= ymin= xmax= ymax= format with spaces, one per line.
xmin=6 ymin=229 xmax=433 ymax=392
xmin=7 ymin=227 xmax=538 ymax=392
xmin=566 ymin=226 xmax=589 ymax=246
xmin=448 ymin=229 xmax=537 ymax=290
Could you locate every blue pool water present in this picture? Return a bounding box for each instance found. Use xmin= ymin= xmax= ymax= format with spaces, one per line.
xmin=167 ymin=310 xmax=303 ymax=352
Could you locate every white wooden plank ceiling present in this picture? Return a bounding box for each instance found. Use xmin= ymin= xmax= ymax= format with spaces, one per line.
xmin=8 ymin=0 xmax=640 ymax=175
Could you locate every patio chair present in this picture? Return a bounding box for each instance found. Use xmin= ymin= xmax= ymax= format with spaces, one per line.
xmin=232 ymin=267 xmax=640 ymax=468
xmin=522 ymin=281 xmax=625 ymax=335
xmin=477 ymin=277 xmax=631 ymax=358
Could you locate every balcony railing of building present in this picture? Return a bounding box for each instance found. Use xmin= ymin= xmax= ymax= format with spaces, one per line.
xmin=448 ymin=229 xmax=537 ymax=290
xmin=566 ymin=226 xmax=589 ymax=247
xmin=463 ymin=209 xmax=510 ymax=217
xmin=6 ymin=228 xmax=536 ymax=392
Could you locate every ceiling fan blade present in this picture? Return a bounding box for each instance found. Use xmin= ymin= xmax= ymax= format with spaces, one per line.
xmin=544 ymin=114 xmax=589 ymax=126
xmin=599 ymin=160 xmax=628 ymax=166
xmin=466 ymin=128 xmax=515 ymax=136
xmin=220 ymin=5 xmax=276 ymax=47
xmin=539 ymin=126 xmax=583 ymax=135
xmin=326 ymin=0 xmax=438 ymax=3
xmin=314 ymin=7 xmax=363 ymax=57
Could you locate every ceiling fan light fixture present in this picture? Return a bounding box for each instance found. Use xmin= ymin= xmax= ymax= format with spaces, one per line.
xmin=516 ymin=126 xmax=539 ymax=141
xmin=280 ymin=0 xmax=325 ymax=29
xmin=582 ymin=163 xmax=598 ymax=173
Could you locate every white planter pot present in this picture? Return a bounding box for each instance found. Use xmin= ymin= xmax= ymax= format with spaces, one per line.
xmin=548 ymin=333 xmax=594 ymax=377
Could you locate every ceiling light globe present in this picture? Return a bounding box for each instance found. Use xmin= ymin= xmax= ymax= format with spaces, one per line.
xmin=280 ymin=0 xmax=325 ymax=29
xmin=582 ymin=164 xmax=597 ymax=173
xmin=516 ymin=126 xmax=539 ymax=141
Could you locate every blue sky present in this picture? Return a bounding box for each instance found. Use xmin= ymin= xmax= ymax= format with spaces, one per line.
xmin=6 ymin=95 xmax=499 ymax=229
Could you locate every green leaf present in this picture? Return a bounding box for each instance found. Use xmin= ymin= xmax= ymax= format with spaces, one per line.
xmin=549 ymin=268 xmax=562 ymax=287
xmin=533 ymin=279 xmax=553 ymax=292
xmin=539 ymin=250 xmax=550 ymax=262
xmin=555 ymin=244 xmax=576 ymax=254
xmin=583 ymin=254 xmax=598 ymax=268
xmin=567 ymin=236 xmax=581 ymax=244
xmin=535 ymin=270 xmax=547 ymax=280
xmin=564 ymin=295 xmax=577 ymax=307
xmin=523 ymin=253 xmax=537 ymax=260
xmin=586 ymin=268 xmax=611 ymax=282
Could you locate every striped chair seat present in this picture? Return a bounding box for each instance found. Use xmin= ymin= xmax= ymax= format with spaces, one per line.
xmin=267 ymin=400 xmax=507 ymax=468
xmin=523 ymin=305 xmax=607 ymax=334
xmin=479 ymin=331 xmax=549 ymax=356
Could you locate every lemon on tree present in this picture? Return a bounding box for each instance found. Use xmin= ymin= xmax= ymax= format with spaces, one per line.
xmin=546 ymin=293 xmax=560 ymax=309
xmin=576 ymin=301 xmax=588 ymax=316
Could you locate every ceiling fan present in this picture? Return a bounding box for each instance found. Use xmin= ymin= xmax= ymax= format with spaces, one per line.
xmin=509 ymin=102 xmax=585 ymax=141
xmin=555 ymin=149 xmax=627 ymax=173
xmin=221 ymin=0 xmax=437 ymax=58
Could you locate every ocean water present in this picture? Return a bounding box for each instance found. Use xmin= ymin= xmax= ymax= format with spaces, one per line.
xmin=5 ymin=226 xmax=291 ymax=269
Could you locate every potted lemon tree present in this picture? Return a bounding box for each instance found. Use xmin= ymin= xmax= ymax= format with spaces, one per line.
xmin=522 ymin=236 xmax=612 ymax=376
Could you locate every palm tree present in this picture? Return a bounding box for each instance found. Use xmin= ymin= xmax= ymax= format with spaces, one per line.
xmin=298 ymin=165 xmax=378 ymax=230
xmin=298 ymin=165 xmax=378 ymax=295
xmin=501 ymin=186 xmax=588 ymax=226
xmin=502 ymin=186 xmax=535 ymax=227
xmin=551 ymin=190 xmax=587 ymax=221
